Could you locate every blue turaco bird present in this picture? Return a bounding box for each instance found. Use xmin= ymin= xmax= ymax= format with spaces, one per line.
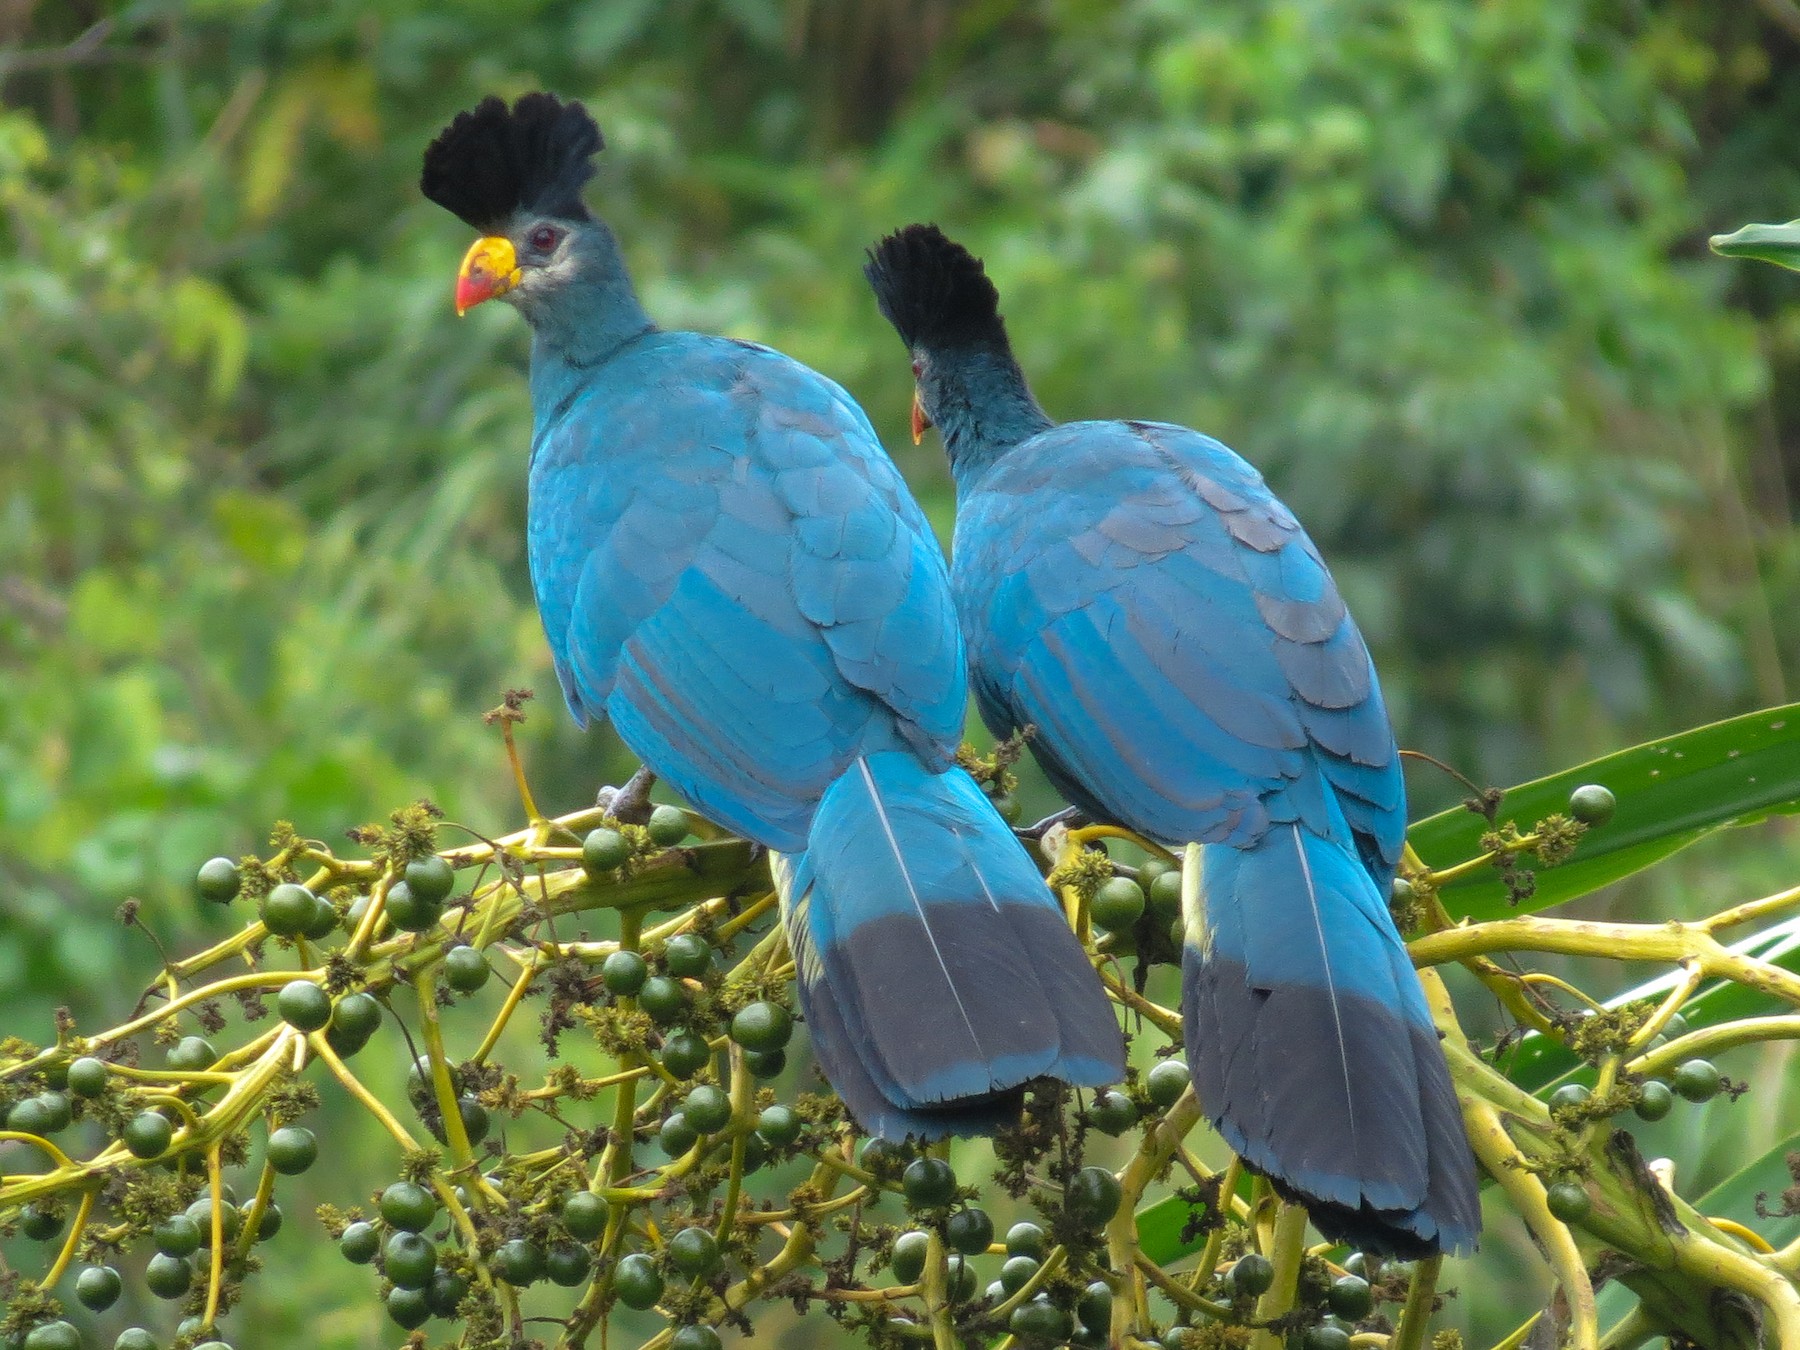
xmin=420 ymin=97 xmax=1123 ymax=1139
xmin=863 ymin=224 xmax=1480 ymax=1254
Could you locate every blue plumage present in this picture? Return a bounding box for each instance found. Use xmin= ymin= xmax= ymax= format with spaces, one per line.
xmin=866 ymin=225 xmax=1479 ymax=1253
xmin=423 ymin=98 xmax=1122 ymax=1139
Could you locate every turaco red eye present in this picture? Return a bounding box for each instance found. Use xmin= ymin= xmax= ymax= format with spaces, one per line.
xmin=528 ymin=225 xmax=561 ymax=252
xmin=911 ymin=357 xmax=924 ymax=379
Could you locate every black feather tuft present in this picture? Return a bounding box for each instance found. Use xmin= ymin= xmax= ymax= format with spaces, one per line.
xmin=421 ymin=92 xmax=603 ymax=233
xmin=864 ymin=223 xmax=1007 ymax=350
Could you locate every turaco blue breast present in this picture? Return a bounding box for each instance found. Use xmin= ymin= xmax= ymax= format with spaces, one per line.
xmin=862 ymin=223 xmax=1481 ymax=1253
xmin=419 ymin=98 xmax=1123 ymax=1139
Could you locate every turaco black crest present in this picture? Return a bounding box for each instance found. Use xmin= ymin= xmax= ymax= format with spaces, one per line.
xmin=864 ymin=224 xmax=1007 ymax=351
xmin=421 ymin=92 xmax=603 ymax=234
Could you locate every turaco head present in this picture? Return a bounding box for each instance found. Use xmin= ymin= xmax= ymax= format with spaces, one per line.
xmin=421 ymin=93 xmax=624 ymax=327
xmin=863 ymin=224 xmax=1048 ymax=465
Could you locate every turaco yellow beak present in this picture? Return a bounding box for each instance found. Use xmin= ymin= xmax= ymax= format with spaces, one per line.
xmin=455 ymin=236 xmax=521 ymax=314
xmin=911 ymin=386 xmax=931 ymax=445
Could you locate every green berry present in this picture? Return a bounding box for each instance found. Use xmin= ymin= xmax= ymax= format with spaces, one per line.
xmin=340 ymin=1220 xmax=379 ymax=1264
xmin=20 ymin=1204 xmax=62 ymax=1241
xmin=602 ymin=949 xmax=649 ymax=995
xmin=166 ymin=1036 xmax=217 ymax=1072
xmin=427 ymin=1267 xmax=470 ymax=1317
xmin=1303 ymin=1325 xmax=1353 ymax=1350
xmin=901 ymin=1156 xmax=957 ymax=1208
xmin=255 ymin=1202 xmax=282 ymax=1241
xmin=662 ymin=933 xmax=712 ymax=977
xmin=1546 ymin=1181 xmax=1591 ymax=1222
xmin=266 ymin=1125 xmax=317 ymax=1175
xmin=1231 ymin=1252 xmax=1274 ymax=1296
xmin=1147 ymin=868 xmax=1184 ymax=917
xmin=660 ymin=1028 xmax=711 ymax=1079
xmin=76 ymin=1264 xmax=123 ymax=1311
xmin=383 ymin=879 xmax=441 ymax=932
xmin=302 ymin=893 xmax=341 ymax=940
xmin=443 ymin=946 xmax=490 ymax=993
xmin=1663 ymin=1011 xmax=1691 ymax=1040
xmin=66 ymin=1056 xmax=108 ymax=1099
xmin=1673 ymin=1059 xmax=1721 ymax=1102
xmin=947 ymin=1254 xmax=978 ymax=1301
xmin=144 ymin=1252 xmax=192 ymax=1299
xmin=125 ymin=1110 xmax=174 ymax=1158
xmin=1077 ymin=1280 xmax=1112 ymax=1333
xmin=1091 ymin=876 xmax=1146 ymax=932
xmin=613 ymin=1252 xmax=664 ymax=1309
xmin=945 ymin=1206 xmax=994 ymax=1256
xmin=1065 ymin=1166 xmax=1122 ymax=1228
xmin=184 ymin=1197 xmax=240 ymax=1244
xmin=639 ymin=975 xmax=687 ymax=1024
xmin=729 ymin=1001 xmax=793 ymax=1053
xmin=154 ymin=1213 xmax=202 ymax=1256
xmin=1090 ymin=1089 xmax=1138 ymax=1135
xmin=582 ymin=827 xmax=632 ymax=874
xmin=1005 ymin=1221 xmax=1048 ymax=1260
xmin=668 ymin=1226 xmax=721 ymax=1277
xmin=37 ymin=1092 xmax=69 ymax=1133
xmin=22 ymin=1324 xmax=81 ymax=1350
xmin=561 ymin=1190 xmax=606 ymax=1242
xmin=1327 ymin=1273 xmax=1373 ymax=1318
xmin=757 ymin=1104 xmax=801 ymax=1147
xmin=115 ymin=1334 xmax=157 ymax=1350
xmin=1146 ymin=1060 xmax=1189 ymax=1108
xmin=744 ymin=1047 xmax=786 ymax=1078
xmin=329 ymin=990 xmax=382 ymax=1044
xmin=999 ymin=1254 xmax=1039 ymax=1295
xmin=669 ymin=1328 xmax=721 ymax=1350
xmin=1568 ymin=784 xmax=1616 ymax=827
xmin=404 ymin=856 xmax=456 ymax=905
xmin=1008 ymin=1298 xmax=1073 ymax=1344
xmin=660 ymin=1112 xmax=699 ymax=1157
xmin=890 ymin=1230 xmax=929 ymax=1283
xmin=1635 ymin=1080 xmax=1674 ymax=1121
xmin=195 ymin=857 xmax=241 ymax=904
xmin=276 ymin=980 xmax=332 ymax=1032
xmin=260 ymin=883 xmax=317 ymax=937
xmin=546 ymin=1243 xmax=593 ymax=1287
xmin=647 ymin=805 xmax=690 ymax=846
xmin=380 ymin=1180 xmax=439 ymax=1232
xmin=386 ymin=1286 xmax=431 ymax=1330
xmin=682 ymin=1084 xmax=731 ymax=1134
xmin=1549 ymin=1083 xmax=1591 ymax=1112
xmin=494 ymin=1238 xmax=547 ymax=1286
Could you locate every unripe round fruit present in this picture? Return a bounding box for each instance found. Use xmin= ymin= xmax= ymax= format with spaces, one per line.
xmin=1065 ymin=1166 xmax=1123 ymax=1227
xmin=1078 ymin=1280 xmax=1112 ymax=1333
xmin=386 ymin=1287 xmax=431 ymax=1330
xmin=494 ymin=1239 xmax=547 ymax=1286
xmin=184 ymin=1197 xmax=240 ymax=1244
xmin=22 ymin=1324 xmax=80 ymax=1350
xmin=1327 ymin=1273 xmax=1373 ymax=1318
xmin=1146 ymin=1060 xmax=1189 ymax=1108
xmin=890 ymin=1230 xmax=929 ymax=1284
xmin=1568 ymin=784 xmax=1616 ymax=827
xmin=144 ymin=1252 xmax=192 ymax=1299
xmin=66 ymin=1056 xmax=108 ymax=1099
xmin=115 ymin=1334 xmax=156 ymax=1350
xmin=946 ymin=1254 xmax=978 ymax=1301
xmin=660 ymin=1028 xmax=711 ymax=1079
xmin=659 ymin=1112 xmax=699 ymax=1157
xmin=602 ymin=949 xmax=648 ymax=995
xmin=1663 ymin=1011 xmax=1691 ymax=1040
xmin=302 ymin=893 xmax=340 ymax=939
xmin=647 ymin=805 xmax=690 ymax=846
xmin=730 ymin=1001 xmax=793 ymax=1053
xmin=682 ymin=1085 xmax=731 ymax=1134
xmin=154 ymin=1214 xmax=202 ymax=1257
xmin=668 ymin=1226 xmax=721 ymax=1277
xmin=1673 ymin=1059 xmax=1721 ymax=1102
xmin=1546 ymin=1181 xmax=1591 ymax=1222
xmin=1090 ymin=1089 xmax=1138 ymax=1135
xmin=20 ymin=1204 xmax=63 ymax=1241
xmin=125 ymin=1110 xmax=174 ymax=1161
xmin=859 ymin=1137 xmax=906 ymax=1174
xmin=638 ymin=975 xmax=687 ymax=1024
xmin=945 ymin=1206 xmax=994 ymax=1256
xmin=195 ymin=857 xmax=241 ymax=904
xmin=76 ymin=1264 xmax=123 ymax=1311
xmin=260 ymin=883 xmax=317 ymax=937
xmin=546 ymin=1244 xmax=592 ymax=1287
xmin=267 ymin=1125 xmax=317 ymax=1174
xmin=583 ymin=827 xmax=632 ymax=875
xmin=902 ymin=1157 xmax=957 ymax=1208
xmin=744 ymin=1047 xmax=786 ymax=1078
xmin=662 ymin=933 xmax=712 ymax=978
xmin=613 ymin=1252 xmax=664 ymax=1309
xmin=1091 ymin=876 xmax=1146 ymax=932
xmin=276 ymin=980 xmax=332 ymax=1032
xmin=1005 ymin=1221 xmax=1048 ymax=1260
xmin=1303 ymin=1325 xmax=1352 ymax=1350
xmin=757 ymin=1104 xmax=801 ymax=1147
xmin=380 ymin=1180 xmax=439 ymax=1232
xmin=404 ymin=856 xmax=456 ymax=905
xmin=384 ymin=1231 xmax=436 ymax=1289
xmin=383 ymin=879 xmax=441 ymax=932
xmin=999 ymin=1254 xmax=1039 ymax=1295
xmin=1231 ymin=1252 xmax=1274 ymax=1297
xmin=562 ymin=1190 xmax=606 ymax=1242
xmin=1549 ymin=1083 xmax=1591 ymax=1112
xmin=330 ymin=990 xmax=382 ymax=1042
xmin=1147 ymin=869 xmax=1184 ymax=917
xmin=340 ymin=1220 xmax=379 ymax=1264
xmin=443 ymin=946 xmax=490 ymax=993
xmin=669 ymin=1328 xmax=721 ymax=1350
xmin=427 ymin=1268 xmax=469 ymax=1318
xmin=1635 ymin=1080 xmax=1674 ymax=1121
xmin=166 ymin=1036 xmax=216 ymax=1072
xmin=1009 ymin=1298 xmax=1073 ymax=1344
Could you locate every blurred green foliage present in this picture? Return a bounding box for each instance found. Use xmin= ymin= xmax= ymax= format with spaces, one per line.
xmin=2 ymin=1 xmax=1798 ymax=1343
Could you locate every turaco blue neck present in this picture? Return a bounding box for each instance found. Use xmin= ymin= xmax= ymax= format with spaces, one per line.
xmin=925 ymin=345 xmax=1055 ymax=487
xmin=524 ymin=220 xmax=656 ymax=415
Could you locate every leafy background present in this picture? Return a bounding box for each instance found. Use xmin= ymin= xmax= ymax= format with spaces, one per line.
xmin=2 ymin=0 xmax=1797 ymax=1344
